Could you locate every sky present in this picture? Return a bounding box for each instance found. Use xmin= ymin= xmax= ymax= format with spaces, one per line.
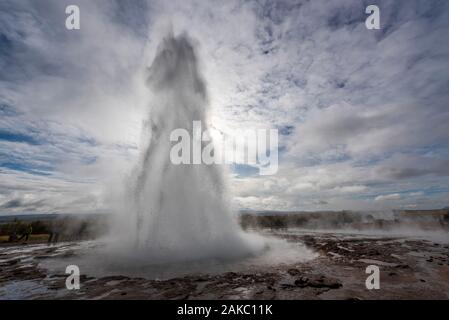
xmin=0 ymin=0 xmax=449 ymax=215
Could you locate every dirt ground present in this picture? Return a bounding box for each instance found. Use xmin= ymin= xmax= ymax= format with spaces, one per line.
xmin=0 ymin=230 xmax=448 ymax=299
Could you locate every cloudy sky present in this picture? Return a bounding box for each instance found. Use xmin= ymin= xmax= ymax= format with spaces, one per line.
xmin=1 ymin=0 xmax=449 ymax=215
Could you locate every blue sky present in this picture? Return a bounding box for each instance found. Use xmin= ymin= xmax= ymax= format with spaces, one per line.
xmin=1 ymin=0 xmax=449 ymax=214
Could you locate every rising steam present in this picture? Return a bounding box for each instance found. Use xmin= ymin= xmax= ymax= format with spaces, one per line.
xmin=106 ymin=32 xmax=265 ymax=264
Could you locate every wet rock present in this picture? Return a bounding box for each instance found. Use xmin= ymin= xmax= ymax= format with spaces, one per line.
xmin=279 ymin=276 xmax=296 ymax=288
xmin=287 ymin=268 xmax=300 ymax=276
xmin=35 ymin=255 xmax=52 ymax=260
xmin=367 ymin=249 xmax=380 ymax=256
xmin=294 ymin=276 xmax=309 ymax=287
xmin=295 ymin=275 xmax=342 ymax=289
xmin=80 ymin=275 xmax=95 ymax=281
xmin=100 ymin=275 xmax=129 ymax=282
xmin=224 ymin=272 xmax=238 ymax=278
xmin=7 ymin=259 xmax=19 ymax=265
xmin=2 ymin=230 xmax=449 ymax=300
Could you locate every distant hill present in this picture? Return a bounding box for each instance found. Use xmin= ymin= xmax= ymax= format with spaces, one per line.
xmin=240 ymin=209 xmax=449 ymax=231
xmin=0 ymin=213 xmax=107 ymax=224
xmin=0 ymin=213 xmax=58 ymax=223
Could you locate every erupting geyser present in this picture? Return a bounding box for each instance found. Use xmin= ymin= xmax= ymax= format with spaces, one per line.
xmin=108 ymin=32 xmax=265 ymax=264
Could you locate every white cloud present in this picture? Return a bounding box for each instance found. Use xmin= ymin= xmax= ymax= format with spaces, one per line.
xmin=1 ymin=0 xmax=449 ymax=213
xmin=375 ymin=193 xmax=402 ymax=202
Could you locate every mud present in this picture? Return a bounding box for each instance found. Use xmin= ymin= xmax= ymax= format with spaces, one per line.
xmin=1 ymin=230 xmax=448 ymax=299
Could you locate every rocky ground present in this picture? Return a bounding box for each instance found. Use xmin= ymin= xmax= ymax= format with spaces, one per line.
xmin=0 ymin=230 xmax=448 ymax=299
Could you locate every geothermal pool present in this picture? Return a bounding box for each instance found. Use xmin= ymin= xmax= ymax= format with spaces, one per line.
xmin=37 ymin=234 xmax=317 ymax=280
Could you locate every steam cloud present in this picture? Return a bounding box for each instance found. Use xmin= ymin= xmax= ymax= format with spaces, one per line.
xmin=106 ymin=32 xmax=264 ymax=264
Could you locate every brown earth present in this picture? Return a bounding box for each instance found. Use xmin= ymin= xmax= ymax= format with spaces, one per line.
xmin=0 ymin=230 xmax=448 ymax=299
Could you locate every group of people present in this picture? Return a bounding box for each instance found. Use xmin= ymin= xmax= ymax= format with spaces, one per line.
xmin=7 ymin=221 xmax=61 ymax=244
xmin=8 ymin=223 xmax=33 ymax=243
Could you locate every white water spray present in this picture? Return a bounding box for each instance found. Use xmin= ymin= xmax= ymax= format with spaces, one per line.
xmin=107 ymin=32 xmax=264 ymax=264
